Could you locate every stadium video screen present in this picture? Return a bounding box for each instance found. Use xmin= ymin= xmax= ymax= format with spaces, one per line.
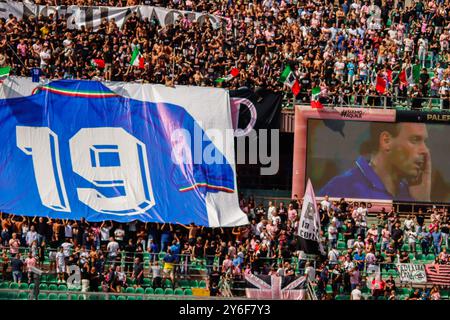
xmin=306 ymin=119 xmax=450 ymax=203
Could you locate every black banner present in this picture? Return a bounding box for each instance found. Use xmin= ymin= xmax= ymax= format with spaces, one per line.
xmin=230 ymin=88 xmax=282 ymax=135
xmin=396 ymin=110 xmax=450 ymax=124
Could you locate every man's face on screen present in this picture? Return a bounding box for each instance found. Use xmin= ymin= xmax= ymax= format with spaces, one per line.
xmin=388 ymin=123 xmax=429 ymax=179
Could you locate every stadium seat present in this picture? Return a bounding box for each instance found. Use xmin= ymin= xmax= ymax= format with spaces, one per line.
xmin=198 ymin=280 xmax=207 ymax=288
xmin=143 ymin=278 xmax=152 ymax=286
xmin=9 ymin=282 xmax=19 ymax=290
xmin=136 ymin=295 xmax=143 ymax=300
xmin=144 ymin=287 xmax=154 ymax=295
xmin=48 ymin=284 xmax=58 ymax=291
xmin=164 ymin=288 xmax=174 ymax=295
xmin=135 ymin=287 xmax=144 ymax=294
xmin=125 ymin=287 xmax=135 ymax=294
xmin=48 ymin=293 xmax=58 ymax=300
xmin=408 ymin=253 xmax=415 ymax=260
xmin=58 ymin=285 xmax=68 ymax=291
xmin=29 ymin=284 xmax=35 ymax=290
xmin=155 ymin=288 xmax=164 ymax=295
xmin=441 ymin=290 xmax=449 ymax=299
xmin=58 ymin=294 xmax=68 ymax=300
xmin=179 ymin=279 xmax=190 ymax=289
xmin=19 ymin=283 xmax=28 ymax=290
xmin=117 ymin=295 xmax=126 ymax=300
xmin=174 ymin=288 xmax=184 ymax=295
xmin=108 ymin=295 xmax=116 ymax=300
xmin=325 ymin=284 xmax=333 ymax=294
xmin=184 ymin=289 xmax=193 ymax=296
xmin=401 ymin=288 xmax=411 ymax=295
xmin=189 ymin=280 xmax=198 ymax=288
xmin=0 ymin=282 xmax=8 ymax=289
xmin=127 ymin=296 xmax=135 ymax=300
xmin=158 ymin=252 xmax=166 ymax=260
xmin=337 ymin=242 xmax=346 ymax=250
xmin=18 ymin=292 xmax=29 ymax=300
xmin=426 ymin=254 xmax=435 ymax=261
xmin=39 ymin=284 xmax=48 ymax=291
xmin=163 ymin=279 xmax=172 ymax=288
xmin=70 ymin=294 xmax=78 ymax=300
xmin=38 ymin=293 xmax=48 ymax=300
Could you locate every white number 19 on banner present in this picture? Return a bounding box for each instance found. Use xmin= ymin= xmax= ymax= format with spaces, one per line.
xmin=16 ymin=126 xmax=155 ymax=216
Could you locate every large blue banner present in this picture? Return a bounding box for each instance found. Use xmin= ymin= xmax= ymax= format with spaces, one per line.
xmin=0 ymin=80 xmax=240 ymax=226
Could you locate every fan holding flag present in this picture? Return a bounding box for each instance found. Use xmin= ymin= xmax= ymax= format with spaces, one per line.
xmin=279 ymin=65 xmax=300 ymax=97
xmin=215 ymin=67 xmax=240 ymax=83
xmin=130 ymin=46 xmax=145 ymax=70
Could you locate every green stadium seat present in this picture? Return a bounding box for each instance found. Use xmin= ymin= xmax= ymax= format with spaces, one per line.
xmin=109 ymin=295 xmax=117 ymax=300
xmin=158 ymin=252 xmax=166 ymax=260
xmin=375 ymin=243 xmax=381 ymax=251
xmin=48 ymin=293 xmax=58 ymax=300
xmin=198 ymin=280 xmax=207 ymax=288
xmin=163 ymin=279 xmax=172 ymax=288
xmin=29 ymin=283 xmax=35 ymax=290
xmin=0 ymin=282 xmax=8 ymax=289
xmin=184 ymin=289 xmax=193 ymax=296
xmin=145 ymin=287 xmax=154 ymax=295
xmin=189 ymin=280 xmax=198 ymax=288
xmin=117 ymin=295 xmax=126 ymax=300
xmin=136 ymin=295 xmax=143 ymax=300
xmin=426 ymin=254 xmax=435 ymax=261
xmin=19 ymin=283 xmax=28 ymax=290
xmin=125 ymin=287 xmax=135 ymax=294
xmin=39 ymin=284 xmax=48 ymax=290
xmin=408 ymin=253 xmax=415 ymax=260
xmin=38 ymin=293 xmax=48 ymax=300
xmin=127 ymin=296 xmax=135 ymax=300
xmin=18 ymin=292 xmax=29 ymax=300
xmin=164 ymin=288 xmax=174 ymax=295
xmin=335 ymin=295 xmax=349 ymax=300
xmin=179 ymin=279 xmax=190 ymax=289
xmin=58 ymin=294 xmax=68 ymax=300
xmin=416 ymin=254 xmax=425 ymax=261
xmin=58 ymin=285 xmax=68 ymax=291
xmin=388 ymin=269 xmax=399 ymax=277
xmin=143 ymin=278 xmax=152 ymax=286
xmin=9 ymin=282 xmax=19 ymax=290
xmin=174 ymin=288 xmax=184 ymax=295
xmin=48 ymin=284 xmax=58 ymax=291
xmin=70 ymin=294 xmax=78 ymax=300
xmin=337 ymin=242 xmax=346 ymax=250
xmin=326 ymin=284 xmax=333 ymax=294
xmin=78 ymin=294 xmax=86 ymax=300
xmin=155 ymin=288 xmax=164 ymax=295
xmin=401 ymin=287 xmax=411 ymax=295
xmin=441 ymin=290 xmax=449 ymax=299
xmin=135 ymin=287 xmax=144 ymax=294
xmin=401 ymin=244 xmax=409 ymax=252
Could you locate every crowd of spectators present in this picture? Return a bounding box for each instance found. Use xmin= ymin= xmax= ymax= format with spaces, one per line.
xmin=0 ymin=193 xmax=449 ymax=300
xmin=1 ymin=0 xmax=450 ymax=107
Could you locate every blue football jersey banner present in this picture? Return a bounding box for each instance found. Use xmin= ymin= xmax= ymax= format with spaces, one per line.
xmin=0 ymin=79 xmax=248 ymax=227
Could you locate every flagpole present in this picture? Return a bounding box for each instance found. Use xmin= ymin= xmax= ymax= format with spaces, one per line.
xmin=5 ymin=40 xmax=27 ymax=70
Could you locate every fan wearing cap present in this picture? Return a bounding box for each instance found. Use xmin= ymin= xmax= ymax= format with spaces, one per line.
xmin=319 ymin=122 xmax=432 ymax=202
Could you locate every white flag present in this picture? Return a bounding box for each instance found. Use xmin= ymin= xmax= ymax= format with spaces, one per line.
xmin=298 ymin=179 xmax=325 ymax=255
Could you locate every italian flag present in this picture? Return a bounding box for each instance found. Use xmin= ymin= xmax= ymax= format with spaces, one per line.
xmin=0 ymin=66 xmax=11 ymax=82
xmin=216 ymin=67 xmax=240 ymax=83
xmin=130 ymin=47 xmax=145 ymax=69
xmin=279 ymin=66 xmax=300 ymax=96
xmin=91 ymin=59 xmax=105 ymax=69
xmin=311 ymin=87 xmax=323 ymax=108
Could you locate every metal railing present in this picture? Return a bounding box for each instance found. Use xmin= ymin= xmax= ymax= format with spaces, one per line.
xmin=285 ymin=95 xmax=450 ymax=110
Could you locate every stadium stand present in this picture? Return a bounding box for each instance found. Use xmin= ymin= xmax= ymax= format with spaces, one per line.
xmin=0 ymin=0 xmax=450 ymax=301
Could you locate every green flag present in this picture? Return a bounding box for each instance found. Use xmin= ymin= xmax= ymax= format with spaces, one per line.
xmin=0 ymin=66 xmax=11 ymax=80
xmin=412 ymin=64 xmax=421 ymax=84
